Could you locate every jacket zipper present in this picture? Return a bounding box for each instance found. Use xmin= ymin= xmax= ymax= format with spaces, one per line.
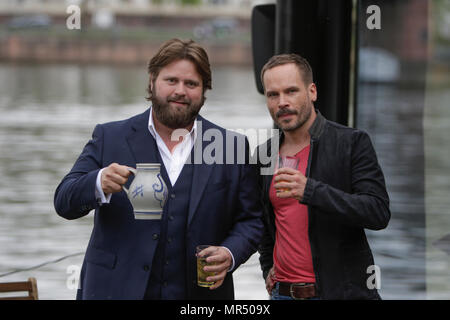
xmin=306 ymin=137 xmax=321 ymax=296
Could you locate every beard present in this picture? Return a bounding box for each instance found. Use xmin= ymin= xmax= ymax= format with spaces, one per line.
xmin=151 ymin=90 xmax=204 ymax=130
xmin=273 ymin=100 xmax=313 ymax=132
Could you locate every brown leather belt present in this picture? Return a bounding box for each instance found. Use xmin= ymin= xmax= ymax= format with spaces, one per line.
xmin=277 ymin=282 xmax=317 ymax=300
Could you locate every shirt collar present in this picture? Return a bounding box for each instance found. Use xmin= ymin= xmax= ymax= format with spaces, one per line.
xmin=148 ymin=106 xmax=198 ymax=141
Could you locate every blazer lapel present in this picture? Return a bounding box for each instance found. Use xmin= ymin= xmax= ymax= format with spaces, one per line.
xmin=187 ymin=117 xmax=213 ymax=227
xmin=126 ymin=108 xmax=160 ymax=165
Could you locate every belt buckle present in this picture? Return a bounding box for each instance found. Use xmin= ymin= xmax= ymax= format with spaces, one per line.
xmin=289 ymin=282 xmax=308 ymax=300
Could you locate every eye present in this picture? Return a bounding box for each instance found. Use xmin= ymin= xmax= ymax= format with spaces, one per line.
xmin=185 ymin=81 xmax=199 ymax=88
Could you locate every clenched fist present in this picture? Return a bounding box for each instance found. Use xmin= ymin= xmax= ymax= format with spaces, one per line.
xmin=273 ymin=167 xmax=308 ymax=201
xmin=101 ymin=163 xmax=134 ymax=194
xmin=197 ymin=246 xmax=233 ymax=290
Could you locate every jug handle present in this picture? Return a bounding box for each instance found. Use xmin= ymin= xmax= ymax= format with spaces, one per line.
xmin=122 ymin=167 xmax=137 ymax=194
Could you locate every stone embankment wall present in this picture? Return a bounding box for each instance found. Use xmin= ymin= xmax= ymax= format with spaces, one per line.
xmin=0 ymin=35 xmax=252 ymax=66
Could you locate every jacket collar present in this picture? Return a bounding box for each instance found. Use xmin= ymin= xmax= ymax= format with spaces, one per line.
xmin=308 ymin=109 xmax=326 ymax=141
xmin=278 ymin=108 xmax=326 ymax=144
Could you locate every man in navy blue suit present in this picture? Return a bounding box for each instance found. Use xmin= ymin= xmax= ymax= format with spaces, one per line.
xmin=54 ymin=38 xmax=263 ymax=300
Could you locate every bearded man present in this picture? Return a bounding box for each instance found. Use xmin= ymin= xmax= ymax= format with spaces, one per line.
xmin=54 ymin=39 xmax=263 ymax=300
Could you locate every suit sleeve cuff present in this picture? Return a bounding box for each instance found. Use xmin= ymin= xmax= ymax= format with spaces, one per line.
xmin=220 ymin=246 xmax=235 ymax=272
xmin=300 ymin=177 xmax=317 ymax=205
xmin=95 ymin=168 xmax=112 ymax=204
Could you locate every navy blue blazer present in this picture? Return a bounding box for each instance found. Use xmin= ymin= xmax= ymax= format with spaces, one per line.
xmin=54 ymin=108 xmax=263 ymax=300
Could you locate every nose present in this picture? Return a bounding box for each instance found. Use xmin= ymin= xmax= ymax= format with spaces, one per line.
xmin=278 ymin=93 xmax=289 ymax=108
xmin=174 ymin=82 xmax=187 ymax=96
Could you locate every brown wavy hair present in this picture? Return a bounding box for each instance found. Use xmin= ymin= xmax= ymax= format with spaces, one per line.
xmin=146 ymin=38 xmax=212 ymax=101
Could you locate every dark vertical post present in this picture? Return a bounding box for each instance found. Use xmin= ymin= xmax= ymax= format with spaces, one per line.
xmin=251 ymin=4 xmax=276 ymax=94
xmin=274 ymin=0 xmax=353 ymax=125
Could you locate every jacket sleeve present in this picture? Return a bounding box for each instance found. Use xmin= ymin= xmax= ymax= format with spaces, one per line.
xmin=254 ymin=144 xmax=275 ymax=280
xmin=54 ymin=124 xmax=104 ymax=220
xmin=258 ymin=224 xmax=274 ymax=281
xmin=301 ymin=130 xmax=391 ymax=230
xmin=220 ymin=137 xmax=264 ymax=271
xmin=257 ymin=175 xmax=275 ymax=280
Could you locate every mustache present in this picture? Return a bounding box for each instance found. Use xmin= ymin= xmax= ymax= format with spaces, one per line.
xmin=276 ymin=108 xmax=298 ymax=118
xmin=167 ymin=94 xmax=190 ymax=104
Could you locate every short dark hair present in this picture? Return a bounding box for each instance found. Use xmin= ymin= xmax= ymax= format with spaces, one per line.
xmin=260 ymin=53 xmax=313 ymax=91
xmin=146 ymin=38 xmax=212 ymax=100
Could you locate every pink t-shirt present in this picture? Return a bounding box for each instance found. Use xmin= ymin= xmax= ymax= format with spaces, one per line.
xmin=269 ymin=145 xmax=315 ymax=283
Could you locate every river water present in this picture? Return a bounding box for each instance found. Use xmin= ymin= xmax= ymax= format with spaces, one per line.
xmin=0 ymin=63 xmax=448 ymax=299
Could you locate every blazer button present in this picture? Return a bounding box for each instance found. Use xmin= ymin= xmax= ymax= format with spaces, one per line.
xmin=152 ymin=233 xmax=159 ymax=240
xmin=170 ymin=193 xmax=176 ymax=199
xmin=143 ymin=265 xmax=150 ymax=271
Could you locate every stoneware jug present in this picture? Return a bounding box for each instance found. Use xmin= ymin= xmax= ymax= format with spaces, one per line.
xmin=123 ymin=163 xmax=168 ymax=220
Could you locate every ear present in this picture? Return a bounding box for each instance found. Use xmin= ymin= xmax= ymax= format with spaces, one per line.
xmin=149 ymin=75 xmax=154 ymax=92
xmin=308 ymin=83 xmax=317 ymax=102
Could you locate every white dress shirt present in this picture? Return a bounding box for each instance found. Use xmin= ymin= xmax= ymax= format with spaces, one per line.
xmin=147 ymin=106 xmax=197 ymax=186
